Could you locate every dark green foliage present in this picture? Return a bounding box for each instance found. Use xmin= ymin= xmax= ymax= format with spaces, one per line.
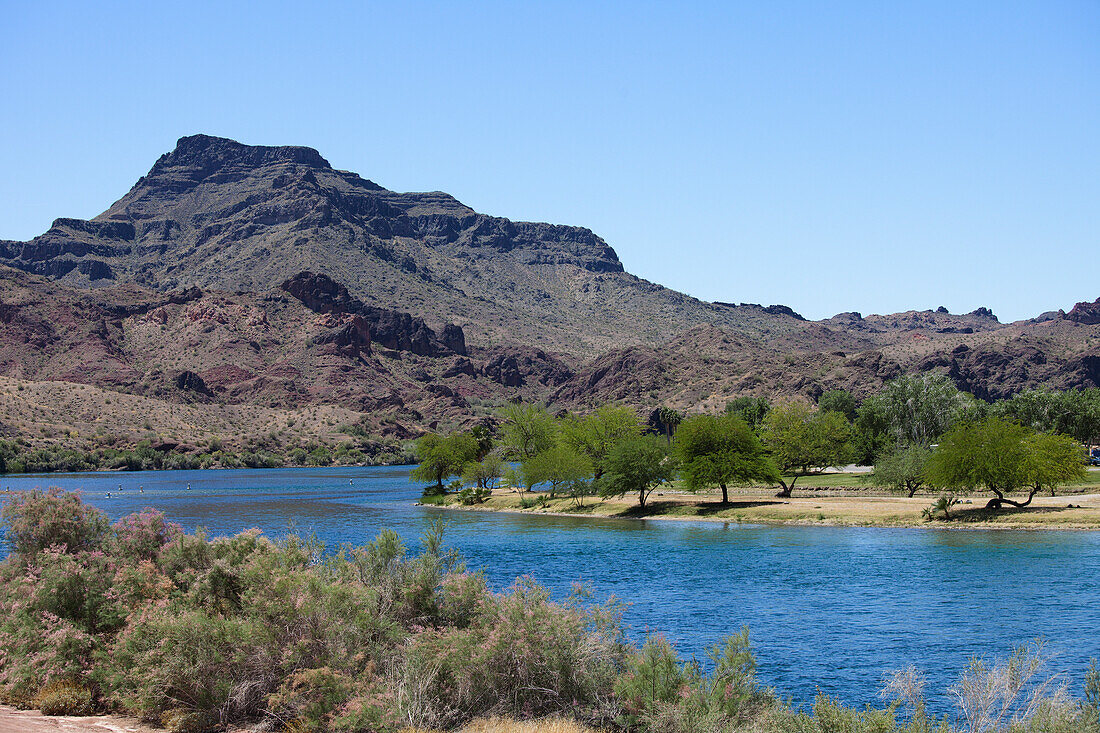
xmin=600 ymin=435 xmax=675 ymax=507
xmin=409 ymin=432 xmax=480 ymax=489
xmin=993 ymin=388 xmax=1100 ymax=444
xmin=855 ymin=375 xmax=976 ymax=465
xmin=725 ymin=396 xmax=770 ymax=432
xmin=674 ymin=413 xmax=779 ymax=503
xmin=522 ymin=444 xmax=593 ymax=498
xmin=818 ymin=389 xmax=857 ymax=421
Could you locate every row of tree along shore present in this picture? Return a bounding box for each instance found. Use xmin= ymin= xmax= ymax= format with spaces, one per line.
xmin=413 ymin=376 xmax=1100 ymax=513
xmin=1 ymin=489 xmax=1098 ymax=733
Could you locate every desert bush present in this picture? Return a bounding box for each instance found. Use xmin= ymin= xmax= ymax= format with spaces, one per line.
xmin=111 ymin=508 xmax=183 ymax=561
xmin=615 ymin=629 xmax=773 ymax=733
xmin=105 ymin=606 xmax=274 ymax=726
xmin=457 ymin=486 xmax=491 ymax=505
xmin=398 ymin=576 xmax=623 ymax=729
xmin=34 ymin=679 xmax=95 ymax=716
xmin=2 ymin=489 xmax=1099 ymax=733
xmin=1 ymin=487 xmax=109 ymax=557
xmin=950 ymin=640 xmax=1074 ymax=733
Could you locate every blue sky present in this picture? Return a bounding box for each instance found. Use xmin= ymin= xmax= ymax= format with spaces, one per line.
xmin=2 ymin=1 xmax=1097 ymax=321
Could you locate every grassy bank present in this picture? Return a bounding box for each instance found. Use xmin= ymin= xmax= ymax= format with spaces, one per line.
xmin=424 ymin=474 xmax=1100 ymax=530
xmin=1 ymin=489 xmax=1097 ymax=733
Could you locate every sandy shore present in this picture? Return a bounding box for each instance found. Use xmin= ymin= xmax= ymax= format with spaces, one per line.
xmin=426 ymin=487 xmax=1100 ymax=530
xmin=0 ymin=706 xmax=160 ymax=733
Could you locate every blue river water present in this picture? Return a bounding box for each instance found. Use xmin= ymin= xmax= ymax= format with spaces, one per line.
xmin=2 ymin=465 xmax=1098 ymax=712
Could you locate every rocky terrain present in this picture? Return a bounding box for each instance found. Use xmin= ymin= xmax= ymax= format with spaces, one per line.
xmin=1 ymin=134 xmax=1098 ymax=451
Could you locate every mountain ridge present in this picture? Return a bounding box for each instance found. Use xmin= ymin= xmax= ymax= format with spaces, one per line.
xmin=1 ymin=134 xmax=1099 ymax=452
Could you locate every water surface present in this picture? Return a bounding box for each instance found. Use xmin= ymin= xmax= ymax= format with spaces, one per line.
xmin=3 ymin=466 xmax=1098 ymax=711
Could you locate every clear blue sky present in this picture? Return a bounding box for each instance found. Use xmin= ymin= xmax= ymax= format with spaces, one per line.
xmin=2 ymin=1 xmax=1097 ymax=321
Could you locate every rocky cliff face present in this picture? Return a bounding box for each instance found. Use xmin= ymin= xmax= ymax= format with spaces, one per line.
xmin=281 ymin=271 xmax=465 ymax=357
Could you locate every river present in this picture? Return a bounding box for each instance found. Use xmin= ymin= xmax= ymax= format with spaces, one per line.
xmin=2 ymin=465 xmax=1098 ymax=712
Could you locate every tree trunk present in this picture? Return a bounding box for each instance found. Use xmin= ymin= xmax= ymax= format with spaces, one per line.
xmin=1000 ymin=486 xmax=1040 ymax=508
xmin=775 ymin=477 xmax=794 ymax=498
xmin=639 ymin=488 xmax=647 ymax=508
xmin=720 ymin=483 xmax=729 ymax=504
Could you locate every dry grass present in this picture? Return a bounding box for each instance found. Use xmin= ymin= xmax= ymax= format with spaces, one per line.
xmin=0 ymin=376 xmax=363 ymax=451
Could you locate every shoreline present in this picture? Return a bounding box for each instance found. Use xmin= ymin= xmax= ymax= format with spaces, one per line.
xmin=422 ymin=488 xmax=1100 ymax=531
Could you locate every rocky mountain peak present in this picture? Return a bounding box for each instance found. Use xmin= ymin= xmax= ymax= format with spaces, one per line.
xmin=144 ymin=134 xmax=332 ymax=182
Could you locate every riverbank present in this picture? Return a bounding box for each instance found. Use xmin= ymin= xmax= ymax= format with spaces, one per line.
xmin=426 ymin=485 xmax=1100 ymax=530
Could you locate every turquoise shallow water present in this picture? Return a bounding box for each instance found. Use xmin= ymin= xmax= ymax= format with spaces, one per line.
xmin=3 ymin=465 xmax=1099 ymax=712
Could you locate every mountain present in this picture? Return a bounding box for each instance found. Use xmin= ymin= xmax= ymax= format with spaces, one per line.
xmin=0 ymin=134 xmax=807 ymax=354
xmin=1 ymin=134 xmax=1099 ymax=451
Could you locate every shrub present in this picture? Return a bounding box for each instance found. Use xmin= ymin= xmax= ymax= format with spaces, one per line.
xmin=111 ymin=508 xmax=183 ymax=562
xmin=1 ymin=488 xmax=109 ymax=557
xmin=34 ymin=679 xmax=94 ymax=716
xmin=398 ymin=576 xmax=622 ymax=728
xmin=266 ymin=667 xmax=355 ymax=732
xmin=105 ymin=607 xmax=273 ymax=726
xmin=457 ymin=486 xmax=491 ymax=505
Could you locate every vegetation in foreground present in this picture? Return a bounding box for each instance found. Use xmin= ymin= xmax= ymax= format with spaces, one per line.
xmin=1 ymin=489 xmax=1098 ymax=733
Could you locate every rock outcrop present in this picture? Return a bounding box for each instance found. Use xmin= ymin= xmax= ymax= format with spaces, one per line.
xmin=281 ymin=271 xmax=465 ymax=357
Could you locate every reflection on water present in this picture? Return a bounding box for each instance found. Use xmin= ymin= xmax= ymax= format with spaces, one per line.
xmin=2 ymin=466 xmax=1099 ymax=711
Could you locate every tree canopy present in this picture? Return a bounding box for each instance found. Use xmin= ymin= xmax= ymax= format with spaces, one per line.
xmin=725 ymin=397 xmax=770 ymax=433
xmin=674 ymin=413 xmax=778 ymax=504
xmin=863 ymin=374 xmax=976 ymax=449
xmin=498 ymin=402 xmax=558 ymax=460
xmin=522 ymin=444 xmax=593 ymax=498
xmin=599 ymin=435 xmax=675 ymax=508
xmin=560 ymin=405 xmax=643 ymax=480
xmin=873 ymin=444 xmax=932 ymax=497
xmin=761 ymin=401 xmax=852 ymax=497
xmin=410 ymin=432 xmax=480 ymax=490
xmin=926 ymin=417 xmax=1086 ymax=509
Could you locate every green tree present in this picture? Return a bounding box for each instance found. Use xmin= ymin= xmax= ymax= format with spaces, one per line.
xmin=761 ymin=402 xmax=852 ymax=498
xmin=927 ymin=418 xmax=1086 ymax=509
xmin=996 ymin=388 xmax=1100 ymax=445
xmin=462 ymin=452 xmax=505 ymax=491
xmin=674 ymin=413 xmax=779 ymax=504
xmin=409 ymin=432 xmax=479 ymax=491
xmin=817 ymin=389 xmax=857 ymax=421
xmin=725 ymin=397 xmax=770 ymax=432
xmin=866 ymin=374 xmax=975 ymax=450
xmin=599 ymin=435 xmax=675 ymax=508
xmin=655 ymin=407 xmax=683 ymax=445
xmin=498 ymin=403 xmax=557 ymax=460
xmin=1025 ymin=430 xmax=1088 ymax=497
xmin=873 ymin=444 xmax=932 ymax=497
xmin=560 ymin=405 xmax=642 ymax=480
xmin=522 ymin=444 xmax=593 ymax=498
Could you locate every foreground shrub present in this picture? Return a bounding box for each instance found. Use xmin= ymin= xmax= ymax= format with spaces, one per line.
xmin=1 ymin=487 xmax=108 ymax=557
xmin=398 ymin=577 xmax=623 ymax=729
xmin=1 ymin=489 xmax=1098 ymax=733
xmin=615 ymin=629 xmax=774 ymax=732
xmin=34 ymin=679 xmax=95 ymax=716
xmin=104 ymin=607 xmax=274 ymax=727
